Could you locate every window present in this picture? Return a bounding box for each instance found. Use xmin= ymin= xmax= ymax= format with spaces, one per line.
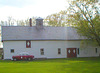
xmin=40 ymin=48 xmax=44 ymax=55
xmin=11 ymin=49 xmax=14 ymax=53
xmin=58 ymin=48 xmax=61 ymax=55
xmin=95 ymin=48 xmax=97 ymax=53
xmin=77 ymin=48 xmax=79 ymax=55
xmin=26 ymin=40 xmax=31 ymax=48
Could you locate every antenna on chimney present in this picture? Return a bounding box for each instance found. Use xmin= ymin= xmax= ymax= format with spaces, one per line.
xmin=29 ymin=18 xmax=32 ymax=27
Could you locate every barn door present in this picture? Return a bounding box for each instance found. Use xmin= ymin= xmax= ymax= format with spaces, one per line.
xmin=67 ymin=48 xmax=77 ymax=58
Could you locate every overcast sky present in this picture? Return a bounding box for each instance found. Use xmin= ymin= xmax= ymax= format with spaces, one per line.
xmin=0 ymin=0 xmax=68 ymax=20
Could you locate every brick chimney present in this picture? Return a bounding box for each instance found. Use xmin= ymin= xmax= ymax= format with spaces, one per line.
xmin=29 ymin=18 xmax=32 ymax=27
xmin=36 ymin=17 xmax=43 ymax=29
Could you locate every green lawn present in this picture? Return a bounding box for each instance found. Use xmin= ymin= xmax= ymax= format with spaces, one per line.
xmin=0 ymin=57 xmax=100 ymax=73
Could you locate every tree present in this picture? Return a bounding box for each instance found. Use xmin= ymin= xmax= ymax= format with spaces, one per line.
xmin=0 ymin=16 xmax=37 ymax=26
xmin=0 ymin=21 xmax=5 ymax=26
xmin=16 ymin=17 xmax=36 ymax=26
xmin=67 ymin=0 xmax=100 ymax=46
xmin=16 ymin=20 xmax=26 ymax=26
xmin=8 ymin=16 xmax=15 ymax=26
xmin=0 ymin=17 xmax=15 ymax=26
xmin=46 ymin=11 xmax=69 ymax=27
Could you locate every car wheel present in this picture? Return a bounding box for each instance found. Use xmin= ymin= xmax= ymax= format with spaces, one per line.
xmin=13 ymin=58 xmax=17 ymax=61
xmin=28 ymin=58 xmax=31 ymax=61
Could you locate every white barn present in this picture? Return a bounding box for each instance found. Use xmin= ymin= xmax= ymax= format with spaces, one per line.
xmin=2 ymin=18 xmax=100 ymax=60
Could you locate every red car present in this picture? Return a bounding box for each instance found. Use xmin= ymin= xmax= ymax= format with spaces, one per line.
xmin=12 ymin=52 xmax=34 ymax=61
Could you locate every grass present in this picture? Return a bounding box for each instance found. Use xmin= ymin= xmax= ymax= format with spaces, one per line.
xmin=0 ymin=57 xmax=100 ymax=73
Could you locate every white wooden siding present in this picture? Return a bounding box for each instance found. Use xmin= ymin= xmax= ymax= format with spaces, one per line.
xmin=3 ymin=41 xmax=100 ymax=59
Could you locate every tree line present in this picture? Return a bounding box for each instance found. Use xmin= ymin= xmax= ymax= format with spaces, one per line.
xmin=0 ymin=10 xmax=70 ymax=27
xmin=0 ymin=0 xmax=100 ymax=47
xmin=0 ymin=16 xmax=36 ymax=26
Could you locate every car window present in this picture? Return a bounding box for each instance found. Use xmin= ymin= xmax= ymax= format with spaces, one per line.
xmin=26 ymin=54 xmax=29 ymax=56
xmin=21 ymin=54 xmax=24 ymax=56
xmin=19 ymin=53 xmax=29 ymax=56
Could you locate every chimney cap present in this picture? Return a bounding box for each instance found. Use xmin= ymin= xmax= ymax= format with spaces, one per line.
xmin=36 ymin=17 xmax=43 ymax=20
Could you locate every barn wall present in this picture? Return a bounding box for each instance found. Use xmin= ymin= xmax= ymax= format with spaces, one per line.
xmin=3 ymin=41 xmax=100 ymax=59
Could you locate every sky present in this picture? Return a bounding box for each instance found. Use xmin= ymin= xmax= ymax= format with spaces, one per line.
xmin=0 ymin=0 xmax=68 ymax=21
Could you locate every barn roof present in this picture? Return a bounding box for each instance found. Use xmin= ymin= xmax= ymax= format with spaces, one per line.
xmin=2 ymin=26 xmax=85 ymax=41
